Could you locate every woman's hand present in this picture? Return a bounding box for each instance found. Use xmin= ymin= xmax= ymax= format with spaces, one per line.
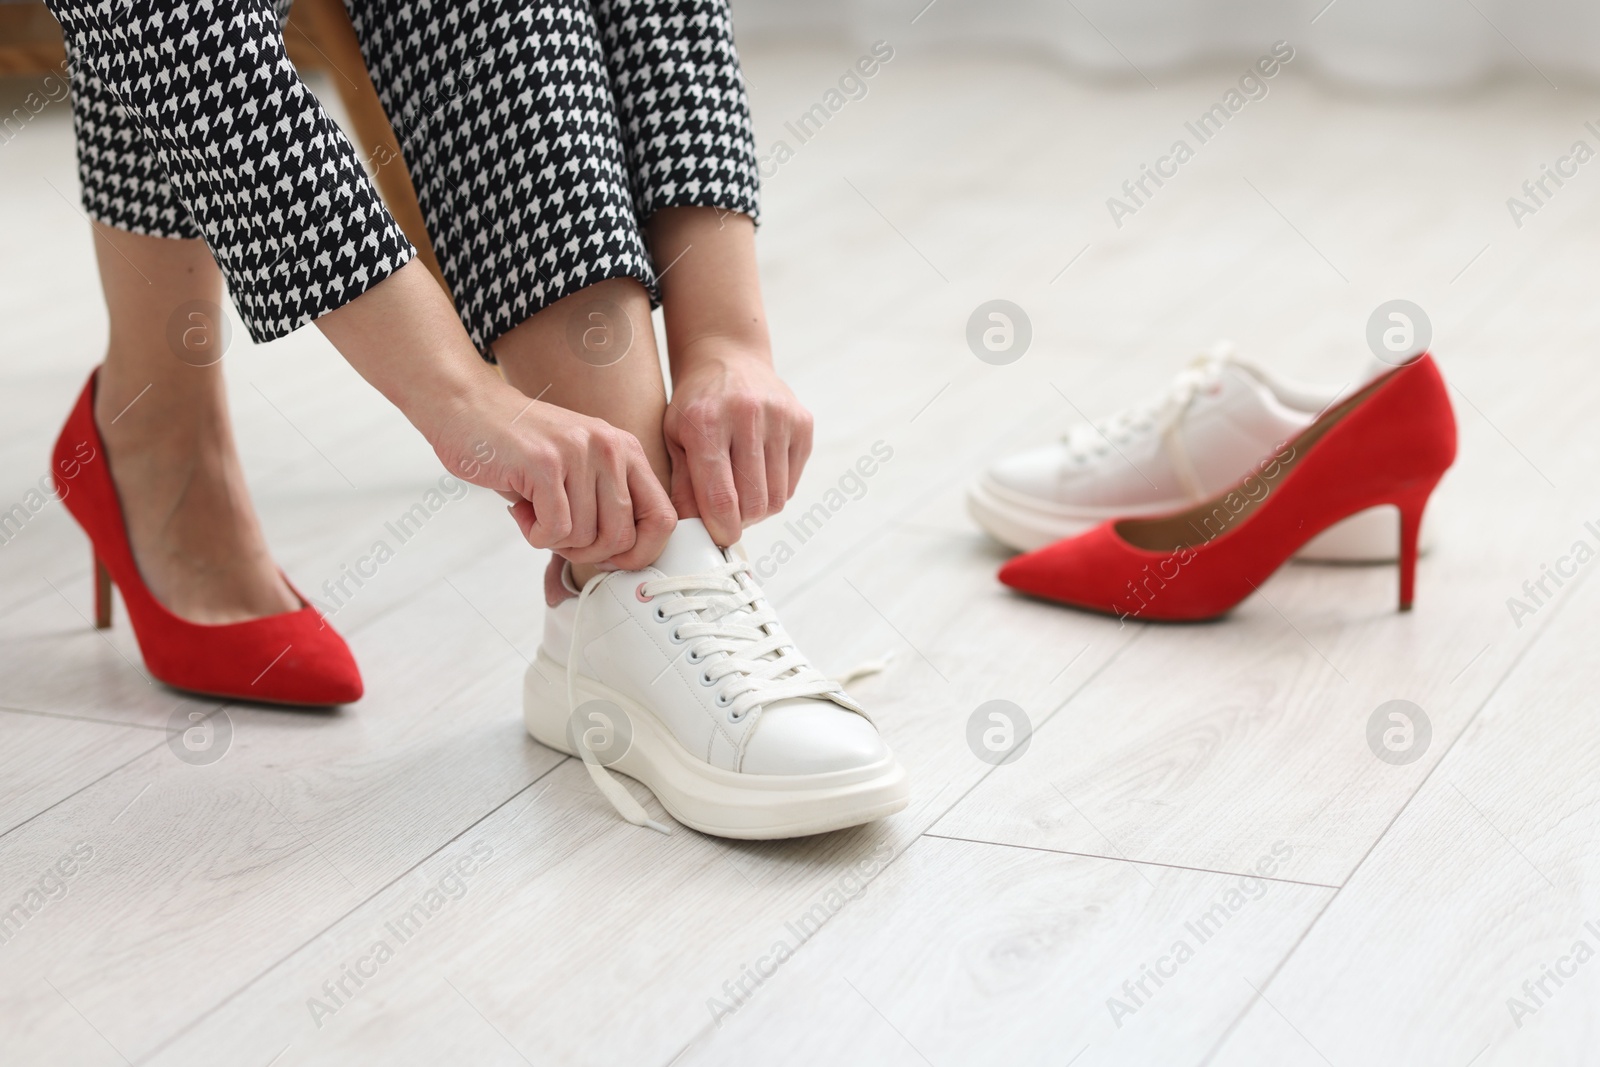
xmin=435 ymin=386 xmax=677 ymax=571
xmin=646 ymin=206 xmax=813 ymax=547
xmin=318 ymin=260 xmax=675 ymax=571
xmin=663 ymin=346 xmax=813 ymax=547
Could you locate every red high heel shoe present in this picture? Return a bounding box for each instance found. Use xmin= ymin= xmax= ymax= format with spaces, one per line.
xmin=998 ymin=354 xmax=1457 ymax=621
xmin=52 ymin=370 xmax=363 ymax=705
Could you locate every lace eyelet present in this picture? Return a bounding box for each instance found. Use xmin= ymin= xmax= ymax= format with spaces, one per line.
xmin=699 ymin=669 xmax=716 ymax=687
xmin=635 ymin=582 xmax=653 ymax=603
xmin=653 ymin=605 xmax=668 ymax=622
xmin=718 ymin=694 xmax=735 ymax=709
xmin=726 ymin=709 xmax=742 ymax=722
xmin=685 ymin=646 xmax=701 ymax=662
xmin=671 ymin=628 xmax=688 ymax=645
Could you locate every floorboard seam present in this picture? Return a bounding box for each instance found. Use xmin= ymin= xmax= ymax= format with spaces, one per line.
xmin=656 ymin=625 xmax=1147 ymax=1067
xmin=1193 ymin=559 xmax=1597 ymax=1067
xmin=919 ymin=832 xmax=1343 ymax=889
xmin=0 ymin=703 xmax=171 ymax=732
xmin=131 ymin=758 xmax=571 ymax=1066
xmin=0 ymin=732 xmax=168 ymax=842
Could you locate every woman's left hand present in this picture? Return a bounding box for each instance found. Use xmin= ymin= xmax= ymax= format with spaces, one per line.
xmin=663 ymin=347 xmax=813 ymax=547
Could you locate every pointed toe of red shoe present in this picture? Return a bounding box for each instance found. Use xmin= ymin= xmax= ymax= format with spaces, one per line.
xmin=135 ymin=604 xmax=366 ymax=707
xmin=290 ymin=629 xmax=364 ymax=706
xmin=997 ymin=542 xmax=1063 ymax=596
xmin=247 ymin=620 xmax=365 ymax=706
xmin=999 ymin=528 xmax=1132 ymax=617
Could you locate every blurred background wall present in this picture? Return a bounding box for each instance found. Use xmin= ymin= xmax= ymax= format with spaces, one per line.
xmin=729 ymin=0 xmax=1600 ymax=91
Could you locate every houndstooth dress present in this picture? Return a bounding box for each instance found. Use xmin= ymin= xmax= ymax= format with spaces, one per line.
xmin=49 ymin=0 xmax=760 ymax=355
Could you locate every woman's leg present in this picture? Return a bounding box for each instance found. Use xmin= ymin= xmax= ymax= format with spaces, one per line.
xmin=57 ymin=0 xmax=372 ymax=624
xmin=492 ymin=278 xmax=670 ymax=487
xmin=490 ymin=276 xmax=671 ymax=585
xmin=91 ymin=228 xmax=300 ymax=623
xmin=347 ymin=0 xmax=792 ymax=573
xmin=348 ymin=0 xmax=671 ymax=577
xmin=590 ymin=2 xmax=809 ymax=545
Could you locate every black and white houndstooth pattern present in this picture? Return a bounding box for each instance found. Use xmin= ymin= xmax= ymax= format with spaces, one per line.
xmin=595 ymin=0 xmax=761 ymax=224
xmin=54 ymin=0 xmax=416 ymax=343
xmin=53 ymin=0 xmax=759 ymax=354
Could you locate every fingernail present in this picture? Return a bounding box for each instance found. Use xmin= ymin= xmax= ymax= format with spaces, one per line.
xmin=595 ymin=562 xmax=619 ymax=572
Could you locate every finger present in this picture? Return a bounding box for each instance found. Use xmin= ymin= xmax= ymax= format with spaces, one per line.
xmin=680 ymin=416 xmax=740 ymax=546
xmin=666 ymin=433 xmax=699 ymax=521
xmin=506 ymin=496 xmax=539 ymax=543
xmin=763 ymin=427 xmax=789 ymax=518
xmin=556 ymin=471 xmax=605 ymax=563
xmin=787 ymin=412 xmax=813 ymax=500
xmin=523 ymin=477 xmax=572 ymax=550
xmin=605 ymin=458 xmax=676 ymax=570
xmin=730 ymin=426 xmax=767 ymax=529
xmin=690 ymin=443 xmax=741 ymax=548
xmin=590 ymin=452 xmax=638 ymax=564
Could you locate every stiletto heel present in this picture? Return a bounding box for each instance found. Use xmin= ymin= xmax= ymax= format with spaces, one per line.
xmin=93 ymin=554 xmax=112 ymax=629
xmin=1394 ymin=481 xmax=1435 ymax=613
xmin=53 ymin=369 xmax=363 ymax=705
xmin=1000 ymin=354 xmax=1458 ymax=621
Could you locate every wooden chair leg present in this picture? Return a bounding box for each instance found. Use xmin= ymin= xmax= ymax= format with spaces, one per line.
xmin=0 ymin=4 xmax=67 ymax=76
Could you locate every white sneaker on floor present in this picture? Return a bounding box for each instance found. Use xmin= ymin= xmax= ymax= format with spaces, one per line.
xmin=525 ymin=519 xmax=910 ymax=839
xmin=967 ymin=343 xmax=1419 ymax=561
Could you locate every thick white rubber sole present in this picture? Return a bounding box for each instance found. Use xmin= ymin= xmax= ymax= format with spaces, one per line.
xmin=967 ymin=478 xmax=1427 ymax=562
xmin=523 ymin=651 xmax=911 ymax=840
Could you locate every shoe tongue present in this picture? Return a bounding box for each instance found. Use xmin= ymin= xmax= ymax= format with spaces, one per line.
xmin=648 ymin=520 xmax=834 ymax=707
xmin=649 ymin=518 xmax=730 ymax=578
xmin=1209 ymin=356 xmax=1300 ymax=416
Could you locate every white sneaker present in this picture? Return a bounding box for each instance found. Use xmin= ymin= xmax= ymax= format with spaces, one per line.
xmin=524 ymin=519 xmax=910 ymax=839
xmin=968 ymin=343 xmax=1416 ymax=561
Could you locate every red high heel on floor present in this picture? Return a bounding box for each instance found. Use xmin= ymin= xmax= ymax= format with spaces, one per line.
xmin=998 ymin=354 xmax=1457 ymax=621
xmin=52 ymin=369 xmax=363 ymax=705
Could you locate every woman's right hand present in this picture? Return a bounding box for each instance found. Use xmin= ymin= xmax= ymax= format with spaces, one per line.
xmin=318 ymin=261 xmax=675 ymax=573
xmin=434 ymin=385 xmax=677 ymax=571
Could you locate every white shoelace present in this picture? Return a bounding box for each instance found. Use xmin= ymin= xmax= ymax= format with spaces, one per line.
xmin=567 ymin=558 xmax=857 ymax=834
xmin=1061 ymin=346 xmax=1232 ymax=466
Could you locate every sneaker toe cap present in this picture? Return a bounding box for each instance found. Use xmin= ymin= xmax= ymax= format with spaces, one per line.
xmin=985 ymin=444 xmax=1071 ymax=498
xmin=741 ymin=700 xmax=888 ymax=775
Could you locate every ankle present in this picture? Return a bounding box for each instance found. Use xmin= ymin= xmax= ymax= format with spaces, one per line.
xmin=94 ymin=358 xmax=231 ymax=454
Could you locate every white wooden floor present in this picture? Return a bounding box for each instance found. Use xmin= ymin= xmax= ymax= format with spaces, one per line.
xmin=3 ymin=38 xmax=1599 ymax=1067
